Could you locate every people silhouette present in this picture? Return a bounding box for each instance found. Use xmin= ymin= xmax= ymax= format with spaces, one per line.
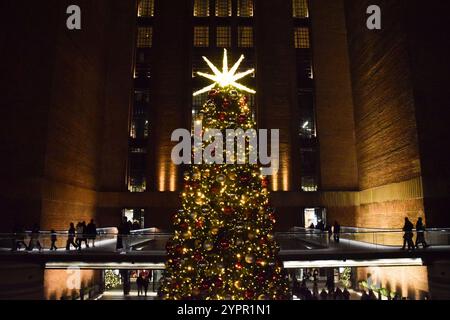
xmin=415 ymin=217 xmax=429 ymax=249
xmin=11 ymin=224 xmax=28 ymax=251
xmin=333 ymin=221 xmax=341 ymax=243
xmin=66 ymin=222 xmax=78 ymax=250
xmin=27 ymin=224 xmax=42 ymax=251
xmin=86 ymin=219 xmax=97 ymax=247
xmin=50 ymin=229 xmax=58 ymax=250
xmin=401 ymin=217 xmax=415 ymax=251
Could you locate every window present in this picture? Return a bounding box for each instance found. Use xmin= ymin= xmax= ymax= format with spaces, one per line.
xmin=295 ymin=27 xmax=310 ymax=48
xmin=138 ymin=0 xmax=155 ymax=17
xmin=216 ymin=0 xmax=232 ymax=17
xmin=216 ymin=26 xmax=231 ymax=47
xmin=130 ymin=119 xmax=149 ymax=139
xmin=293 ymin=0 xmax=309 ymax=18
xmin=238 ymin=26 xmax=253 ymax=47
xmin=194 ymin=26 xmax=209 ymax=47
xmin=127 ymin=153 xmax=147 ymax=192
xmin=194 ymin=0 xmax=210 ymax=17
xmin=137 ymin=27 xmax=153 ymax=48
xmin=238 ymin=0 xmax=254 ymax=17
xmin=135 ymin=90 xmax=150 ymax=104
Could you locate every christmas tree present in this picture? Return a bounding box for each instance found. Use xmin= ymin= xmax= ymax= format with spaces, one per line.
xmin=161 ymin=49 xmax=290 ymax=300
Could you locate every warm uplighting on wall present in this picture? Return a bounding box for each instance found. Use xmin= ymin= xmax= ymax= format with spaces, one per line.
xmin=159 ymin=163 xmax=166 ymax=191
xmin=169 ymin=165 xmax=177 ymax=192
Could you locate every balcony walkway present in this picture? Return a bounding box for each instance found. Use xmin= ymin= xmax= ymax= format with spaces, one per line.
xmin=1 ymin=227 xmax=450 ymax=268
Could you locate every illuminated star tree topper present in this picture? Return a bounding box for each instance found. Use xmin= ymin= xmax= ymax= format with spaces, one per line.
xmin=193 ymin=49 xmax=256 ymax=96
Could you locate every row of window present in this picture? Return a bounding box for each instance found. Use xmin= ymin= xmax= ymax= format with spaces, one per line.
xmin=137 ymin=0 xmax=308 ymax=19
xmin=194 ymin=0 xmax=253 ymax=17
xmin=130 ymin=1 xmax=154 ymax=192
xmin=194 ymin=26 xmax=253 ymax=48
xmin=137 ymin=17 xmax=308 ymax=49
xmin=194 ymin=0 xmax=308 ymax=18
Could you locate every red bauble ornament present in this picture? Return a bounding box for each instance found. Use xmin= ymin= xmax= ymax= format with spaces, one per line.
xmin=245 ymin=289 xmax=255 ymax=299
xmin=223 ymin=206 xmax=234 ymax=215
xmin=222 ymin=99 xmax=230 ymax=109
xmin=196 ymin=219 xmax=204 ymax=228
xmin=175 ymin=245 xmax=183 ymax=254
xmin=211 ymin=186 xmax=220 ymax=194
xmin=238 ymin=114 xmax=247 ymax=124
xmin=201 ymin=280 xmax=211 ymax=290
xmin=261 ymin=178 xmax=269 ymax=188
xmin=240 ymin=174 xmax=250 ymax=183
xmin=180 ymin=222 xmax=188 ymax=230
xmin=194 ymin=252 xmax=203 ymax=262
xmin=214 ymin=277 xmax=224 ymax=288
xmin=218 ymin=112 xmax=226 ymax=121
xmin=209 ymin=89 xmax=218 ymax=98
xmin=235 ymin=262 xmax=243 ymax=270
xmin=219 ymin=239 xmax=230 ymax=250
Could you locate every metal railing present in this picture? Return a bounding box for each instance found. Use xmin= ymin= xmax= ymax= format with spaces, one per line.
xmin=1 ymin=227 xmax=449 ymax=253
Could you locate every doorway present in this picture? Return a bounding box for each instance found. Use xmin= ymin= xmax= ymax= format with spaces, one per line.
xmin=303 ymin=207 xmax=326 ymax=228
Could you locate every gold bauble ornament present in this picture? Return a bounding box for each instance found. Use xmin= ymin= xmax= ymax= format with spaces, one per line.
xmin=183 ymin=231 xmax=192 ymax=239
xmin=204 ymin=241 xmax=214 ymax=251
xmin=245 ymin=254 xmax=255 ymax=264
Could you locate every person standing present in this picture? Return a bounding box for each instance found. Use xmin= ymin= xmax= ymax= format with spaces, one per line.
xmin=415 ymin=217 xmax=429 ymax=249
xmin=50 ymin=229 xmax=58 ymax=251
xmin=76 ymin=222 xmax=84 ymax=250
xmin=343 ymin=288 xmax=351 ymax=300
xmin=401 ymin=217 xmax=415 ymax=251
xmin=86 ymin=219 xmax=97 ymax=247
xmin=136 ymin=273 xmax=144 ymax=297
xmin=81 ymin=221 xmax=89 ymax=248
xmin=143 ymin=274 xmax=150 ymax=297
xmin=117 ymin=217 xmax=131 ymax=251
xmin=333 ymin=221 xmax=341 ymax=243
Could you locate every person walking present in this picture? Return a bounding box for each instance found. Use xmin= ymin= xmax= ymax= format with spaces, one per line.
xmin=27 ymin=224 xmax=42 ymax=251
xmin=401 ymin=217 xmax=415 ymax=251
xmin=415 ymin=217 xmax=429 ymax=249
xmin=333 ymin=221 xmax=341 ymax=243
xmin=86 ymin=219 xmax=97 ymax=247
xmin=50 ymin=229 xmax=58 ymax=250
xmin=66 ymin=223 xmax=78 ymax=250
